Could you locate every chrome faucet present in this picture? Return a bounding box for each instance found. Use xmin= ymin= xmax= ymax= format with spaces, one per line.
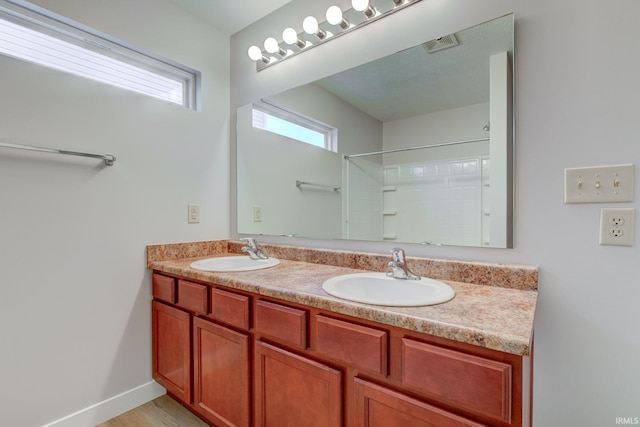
xmin=240 ymin=237 xmax=268 ymax=260
xmin=387 ymin=248 xmax=420 ymax=280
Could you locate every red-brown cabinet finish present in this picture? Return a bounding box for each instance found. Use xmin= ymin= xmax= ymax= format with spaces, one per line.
xmin=151 ymin=271 xmax=529 ymax=427
xmin=401 ymin=338 xmax=512 ymax=424
xmin=152 ymin=273 xmax=175 ymax=303
xmin=152 ymin=301 xmax=191 ymax=403
xmin=177 ymin=279 xmax=208 ymax=315
xmin=209 ymin=288 xmax=250 ymax=330
xmin=193 ymin=317 xmax=250 ymax=427
xmin=314 ymin=315 xmax=388 ymax=375
xmin=354 ymin=378 xmax=487 ymax=427
xmin=254 ymin=341 xmax=342 ymax=427
xmin=254 ymin=299 xmax=307 ymax=348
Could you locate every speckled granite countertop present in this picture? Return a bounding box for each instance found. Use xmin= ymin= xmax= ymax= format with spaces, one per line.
xmin=148 ymin=241 xmax=538 ymax=357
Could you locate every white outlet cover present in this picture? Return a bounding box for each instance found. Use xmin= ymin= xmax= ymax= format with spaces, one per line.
xmin=599 ymin=208 xmax=635 ymax=246
xmin=565 ymin=164 xmax=634 ymax=203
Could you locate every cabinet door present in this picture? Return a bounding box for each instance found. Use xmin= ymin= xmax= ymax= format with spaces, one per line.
xmin=152 ymin=301 xmax=191 ymax=403
xmin=354 ymin=379 xmax=486 ymax=427
xmin=193 ymin=317 xmax=250 ymax=427
xmin=254 ymin=341 xmax=342 ymax=427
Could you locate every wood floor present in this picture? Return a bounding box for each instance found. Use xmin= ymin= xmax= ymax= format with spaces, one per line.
xmin=97 ymin=395 xmax=210 ymax=427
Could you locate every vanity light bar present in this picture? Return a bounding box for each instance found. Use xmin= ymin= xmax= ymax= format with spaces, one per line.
xmin=247 ymin=0 xmax=423 ymax=71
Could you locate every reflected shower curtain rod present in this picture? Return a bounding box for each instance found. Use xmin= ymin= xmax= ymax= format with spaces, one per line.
xmin=344 ymin=137 xmax=489 ymax=159
xmin=0 ymin=141 xmax=116 ymax=166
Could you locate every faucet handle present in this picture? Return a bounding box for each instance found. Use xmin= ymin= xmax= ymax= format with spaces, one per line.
xmin=387 ymin=248 xmax=420 ymax=280
xmin=240 ymin=237 xmax=257 ymax=249
xmin=390 ymin=247 xmax=406 ymax=263
xmin=240 ymin=237 xmax=268 ymax=260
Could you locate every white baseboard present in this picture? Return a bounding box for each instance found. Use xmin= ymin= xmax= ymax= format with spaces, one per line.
xmin=42 ymin=381 xmax=166 ymax=427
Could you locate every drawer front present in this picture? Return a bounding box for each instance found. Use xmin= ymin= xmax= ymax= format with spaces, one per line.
xmin=177 ymin=279 xmax=208 ymax=315
xmin=210 ymin=288 xmax=250 ymax=330
xmin=314 ymin=315 xmax=387 ymax=375
xmin=152 ymin=274 xmax=175 ymax=303
xmin=401 ymin=338 xmax=512 ymax=424
xmin=354 ymin=378 xmax=487 ymax=427
xmin=254 ymin=300 xmax=307 ymax=348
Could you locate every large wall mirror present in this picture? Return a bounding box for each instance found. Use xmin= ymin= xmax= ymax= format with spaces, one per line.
xmin=237 ymin=14 xmax=513 ymax=248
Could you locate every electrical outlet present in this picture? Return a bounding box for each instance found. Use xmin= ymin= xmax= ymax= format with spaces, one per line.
xmin=599 ymin=208 xmax=635 ymax=246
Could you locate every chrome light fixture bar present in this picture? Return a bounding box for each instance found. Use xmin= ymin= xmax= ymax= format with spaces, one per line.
xmin=247 ymin=0 xmax=423 ymax=71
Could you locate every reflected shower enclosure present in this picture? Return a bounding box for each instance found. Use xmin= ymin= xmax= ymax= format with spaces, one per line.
xmin=343 ymin=148 xmax=490 ymax=247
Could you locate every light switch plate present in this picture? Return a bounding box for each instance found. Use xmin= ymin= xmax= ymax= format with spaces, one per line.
xmin=188 ymin=204 xmax=200 ymax=224
xmin=564 ymin=164 xmax=634 ymax=203
xmin=253 ymin=206 xmax=263 ymax=222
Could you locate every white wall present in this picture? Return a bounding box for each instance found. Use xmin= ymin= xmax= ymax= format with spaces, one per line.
xmin=236 ymin=83 xmax=381 ymax=238
xmin=0 ymin=1 xmax=229 ymax=425
xmin=231 ymin=0 xmax=640 ymax=425
xmin=237 ymin=103 xmax=343 ymax=238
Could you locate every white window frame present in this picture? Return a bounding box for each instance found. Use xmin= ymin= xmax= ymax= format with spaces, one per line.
xmin=252 ymin=101 xmax=337 ymax=152
xmin=0 ymin=0 xmax=201 ymax=110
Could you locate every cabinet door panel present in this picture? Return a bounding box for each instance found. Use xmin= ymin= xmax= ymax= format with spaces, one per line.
xmin=152 ymin=301 xmax=191 ymax=403
xmin=193 ymin=317 xmax=250 ymax=427
xmin=354 ymin=378 xmax=486 ymax=427
xmin=152 ymin=274 xmax=175 ymax=303
xmin=254 ymin=341 xmax=342 ymax=427
xmin=210 ymin=288 xmax=250 ymax=330
xmin=254 ymin=300 xmax=307 ymax=348
xmin=177 ymin=279 xmax=208 ymax=315
xmin=402 ymin=338 xmax=512 ymax=424
xmin=314 ymin=315 xmax=387 ymax=375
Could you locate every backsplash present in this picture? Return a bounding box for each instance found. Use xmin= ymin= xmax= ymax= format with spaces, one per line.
xmin=147 ymin=240 xmax=537 ymax=291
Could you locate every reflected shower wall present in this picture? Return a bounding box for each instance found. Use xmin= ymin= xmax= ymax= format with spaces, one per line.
xmin=344 ymin=149 xmax=490 ymax=246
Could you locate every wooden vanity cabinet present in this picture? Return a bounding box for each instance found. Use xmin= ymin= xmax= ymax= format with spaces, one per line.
xmin=152 ymin=300 xmax=191 ymax=404
xmin=193 ymin=317 xmax=250 ymax=427
xmin=152 ymin=273 xmax=251 ymax=427
xmin=254 ymin=341 xmax=342 ymax=427
xmin=151 ymin=272 xmax=530 ymax=427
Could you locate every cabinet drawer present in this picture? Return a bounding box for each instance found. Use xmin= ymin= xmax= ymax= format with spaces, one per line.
xmin=401 ymin=338 xmax=512 ymax=424
xmin=254 ymin=300 xmax=307 ymax=348
xmin=177 ymin=279 xmax=208 ymax=315
xmin=152 ymin=274 xmax=175 ymax=303
xmin=210 ymin=288 xmax=250 ymax=330
xmin=354 ymin=378 xmax=487 ymax=427
xmin=314 ymin=315 xmax=387 ymax=375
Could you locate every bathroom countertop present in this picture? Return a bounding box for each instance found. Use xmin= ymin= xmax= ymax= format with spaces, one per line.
xmin=149 ymin=250 xmax=537 ymax=357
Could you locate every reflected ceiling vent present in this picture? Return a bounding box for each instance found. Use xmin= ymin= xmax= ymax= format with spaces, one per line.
xmin=423 ymin=33 xmax=459 ymax=53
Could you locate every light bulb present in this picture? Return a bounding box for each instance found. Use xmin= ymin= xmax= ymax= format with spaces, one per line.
xmin=302 ymin=16 xmax=326 ymax=39
xmin=352 ymin=0 xmax=375 ymax=17
xmin=326 ymin=6 xmax=343 ymax=25
xmin=282 ymin=27 xmax=298 ymax=45
xmin=302 ymin=16 xmax=319 ymax=34
xmin=247 ymin=45 xmax=263 ymax=61
xmin=264 ymin=37 xmax=279 ymax=54
xmin=282 ymin=27 xmax=306 ymax=48
xmin=351 ymin=0 xmax=370 ymax=11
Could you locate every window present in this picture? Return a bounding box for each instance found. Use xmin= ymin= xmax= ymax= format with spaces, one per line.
xmin=0 ymin=0 xmax=200 ymax=109
xmin=252 ymin=102 xmax=337 ymax=152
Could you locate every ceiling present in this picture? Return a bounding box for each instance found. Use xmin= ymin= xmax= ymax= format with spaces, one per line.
xmin=168 ymin=0 xmax=293 ymax=35
xmin=313 ymin=14 xmax=514 ymax=122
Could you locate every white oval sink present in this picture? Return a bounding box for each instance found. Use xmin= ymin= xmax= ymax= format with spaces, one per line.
xmin=190 ymin=256 xmax=280 ymax=272
xmin=322 ymin=272 xmax=455 ymax=307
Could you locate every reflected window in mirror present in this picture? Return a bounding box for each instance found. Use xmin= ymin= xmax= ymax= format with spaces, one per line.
xmin=252 ymin=102 xmax=338 ymax=152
